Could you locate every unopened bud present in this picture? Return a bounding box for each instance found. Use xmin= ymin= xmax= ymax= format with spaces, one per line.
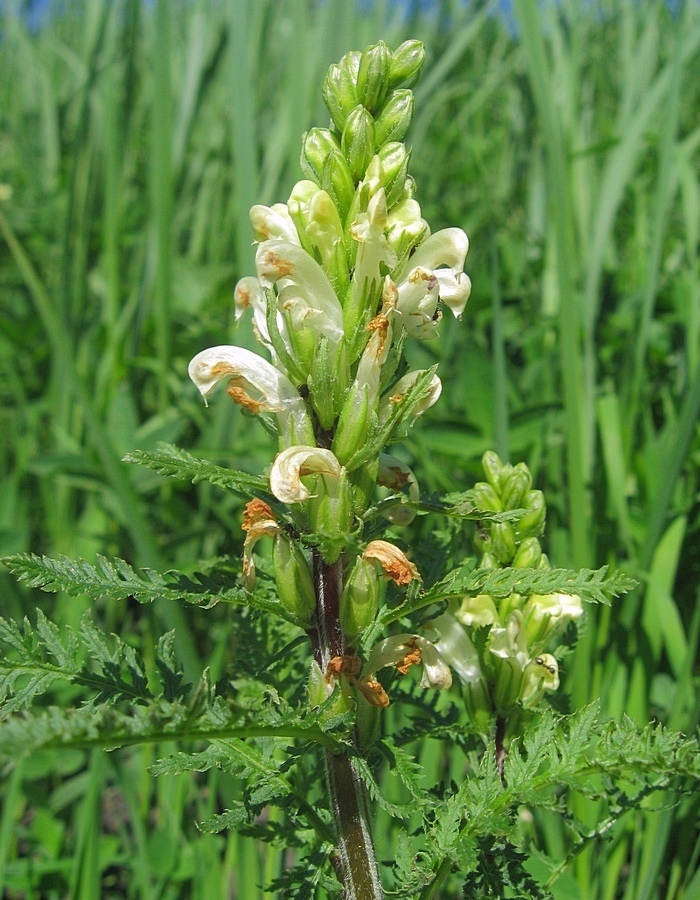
xmin=514 ymin=489 xmax=547 ymax=538
xmin=472 ymin=481 xmax=503 ymax=513
xmin=357 ymin=41 xmax=391 ymax=112
xmin=307 ymin=468 xmax=354 ymax=563
xmin=322 ymin=149 xmax=356 ymax=223
xmin=340 ymin=557 xmax=380 ymax=639
xmin=342 ymin=106 xmax=376 ymax=183
xmin=374 ymin=89 xmax=414 ymax=147
xmin=300 ymin=128 xmax=341 ymax=185
xmin=512 ymin=537 xmax=543 ymax=570
xmin=501 ymin=463 xmax=532 ymax=510
xmin=332 ymin=382 xmax=374 ymax=466
xmin=377 ymin=142 xmax=411 ymax=208
xmin=491 ymin=521 xmax=516 ymax=564
xmin=273 ymin=534 xmax=315 ymax=624
xmin=388 ymin=40 xmax=425 ymax=89
xmin=322 ymin=62 xmax=359 ymax=133
xmin=482 ymin=450 xmax=505 ymax=492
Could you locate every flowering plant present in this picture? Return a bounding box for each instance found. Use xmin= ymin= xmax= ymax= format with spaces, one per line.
xmin=2 ymin=39 xmax=697 ymax=900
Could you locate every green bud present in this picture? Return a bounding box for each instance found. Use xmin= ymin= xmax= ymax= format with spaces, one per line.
xmin=322 ymin=149 xmax=356 ymax=224
xmin=501 ymin=463 xmax=532 ymax=510
xmin=479 ymin=551 xmax=499 ymax=571
xmin=322 ymin=62 xmax=359 ymax=133
xmin=377 ymin=142 xmax=411 ymax=208
xmin=308 ymin=337 xmax=338 ymax=431
xmin=307 ymin=469 xmax=354 ymax=563
xmin=482 ymin=450 xmax=505 ymax=492
xmin=340 ymin=557 xmax=380 ymax=639
xmin=357 ymin=41 xmax=391 ymax=112
xmin=388 ymin=40 xmax=425 ymax=89
xmin=491 ymin=521 xmax=516 ymax=564
xmin=512 ymin=537 xmax=543 ymax=570
xmin=472 ymin=481 xmax=503 ymax=513
xmin=348 ymin=460 xmax=378 ymax=516
xmin=273 ymin=534 xmax=315 ymax=624
xmin=332 ymin=382 xmax=375 ymax=467
xmin=342 ymin=105 xmax=376 ymax=183
xmin=374 ymin=90 xmax=414 ymax=147
xmin=514 ymin=489 xmax=547 ymax=538
xmin=300 ymin=128 xmax=341 ymax=185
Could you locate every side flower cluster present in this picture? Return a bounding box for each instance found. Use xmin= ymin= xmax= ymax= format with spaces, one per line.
xmin=188 ymin=41 xmax=472 ymax=711
xmin=432 ymin=452 xmax=583 ymax=733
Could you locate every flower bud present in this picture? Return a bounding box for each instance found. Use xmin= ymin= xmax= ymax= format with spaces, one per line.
xmin=307 ymin=468 xmax=354 ymax=563
xmin=479 ymin=551 xmax=499 ymax=571
xmin=514 ymin=489 xmax=547 ymax=538
xmin=491 ymin=522 xmax=516 ymax=564
xmin=377 ymin=142 xmax=411 ymax=208
xmin=308 ymin=337 xmax=339 ymax=430
xmin=357 ymin=41 xmax=391 ymax=112
xmin=300 ymin=128 xmax=341 ymax=185
xmin=512 ymin=537 xmax=543 ymax=570
xmin=322 ymin=62 xmax=359 ymax=133
xmin=472 ymin=481 xmax=503 ymax=513
xmin=340 ymin=556 xmax=380 ymax=639
xmin=482 ymin=450 xmax=505 ymax=493
xmin=342 ymin=105 xmax=376 ymax=183
xmin=388 ymin=40 xmax=425 ymax=89
xmin=501 ymin=463 xmax=532 ymax=510
xmin=332 ymin=381 xmax=374 ymax=467
xmin=322 ymin=149 xmax=356 ymax=224
xmin=273 ymin=534 xmax=315 ymax=624
xmin=374 ymin=90 xmax=414 ymax=147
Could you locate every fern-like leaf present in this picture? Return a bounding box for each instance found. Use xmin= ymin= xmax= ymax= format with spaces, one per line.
xmin=1 ymin=552 xmax=302 ymax=624
xmin=383 ymin=564 xmax=637 ymax=625
xmin=124 ymin=445 xmax=271 ymax=497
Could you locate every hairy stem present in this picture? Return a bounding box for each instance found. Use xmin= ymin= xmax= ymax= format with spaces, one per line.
xmin=313 ymin=551 xmax=383 ymax=899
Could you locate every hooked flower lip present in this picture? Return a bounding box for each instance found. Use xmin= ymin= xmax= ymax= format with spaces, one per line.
xmin=188 ymin=345 xmax=313 ymax=443
xmin=269 ymin=445 xmax=344 ymax=504
xmin=241 ymin=499 xmax=280 ymax=589
xmin=362 ymin=540 xmax=421 ymax=585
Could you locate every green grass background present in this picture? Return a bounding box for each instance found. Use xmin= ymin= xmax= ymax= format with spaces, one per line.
xmin=1 ymin=0 xmax=698 ymax=896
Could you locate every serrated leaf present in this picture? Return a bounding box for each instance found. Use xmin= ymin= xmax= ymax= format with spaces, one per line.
xmin=382 ymin=565 xmax=637 ymax=625
xmin=1 ymin=552 xmax=301 ymax=624
xmin=124 ymin=445 xmax=271 ymax=497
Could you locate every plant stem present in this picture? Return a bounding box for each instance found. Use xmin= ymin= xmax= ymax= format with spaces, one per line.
xmin=313 ymin=552 xmax=383 ymax=899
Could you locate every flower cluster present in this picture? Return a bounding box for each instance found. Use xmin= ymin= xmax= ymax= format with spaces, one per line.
xmin=432 ymin=452 xmax=583 ymax=733
xmin=188 ymin=40 xmax=472 ymax=712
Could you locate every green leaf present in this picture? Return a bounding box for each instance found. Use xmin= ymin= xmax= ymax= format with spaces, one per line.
xmin=1 ymin=552 xmax=301 ymax=624
xmin=123 ymin=445 xmax=271 ymax=497
xmin=382 ymin=565 xmax=637 ymax=625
